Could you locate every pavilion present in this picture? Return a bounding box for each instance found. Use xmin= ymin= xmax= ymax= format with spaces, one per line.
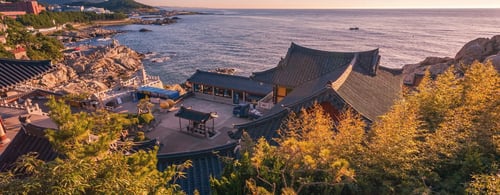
xmin=175 ymin=106 xmax=218 ymax=138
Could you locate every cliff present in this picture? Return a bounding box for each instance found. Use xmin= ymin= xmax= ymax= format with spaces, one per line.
xmin=403 ymin=35 xmax=500 ymax=86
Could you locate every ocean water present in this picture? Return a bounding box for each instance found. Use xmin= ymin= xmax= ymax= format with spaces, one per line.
xmin=106 ymin=9 xmax=500 ymax=84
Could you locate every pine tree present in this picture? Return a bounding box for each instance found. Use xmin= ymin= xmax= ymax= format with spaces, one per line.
xmin=0 ymin=97 xmax=191 ymax=194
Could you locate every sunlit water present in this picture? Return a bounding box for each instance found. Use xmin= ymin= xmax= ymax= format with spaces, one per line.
xmin=105 ymin=9 xmax=500 ymax=84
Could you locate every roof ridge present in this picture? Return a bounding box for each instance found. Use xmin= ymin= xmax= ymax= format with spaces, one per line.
xmin=331 ymin=54 xmax=357 ymax=90
xmin=291 ymin=42 xmax=379 ymax=56
xmin=194 ymin=69 xmax=251 ymax=80
xmin=0 ymin=58 xmax=51 ymax=64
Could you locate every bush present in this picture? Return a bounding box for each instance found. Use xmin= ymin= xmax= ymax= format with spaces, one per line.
xmin=65 ymin=23 xmax=75 ymax=30
xmin=160 ymin=99 xmax=175 ymax=109
xmin=160 ymin=101 xmax=170 ymax=109
xmin=138 ymin=113 xmax=154 ymax=124
xmin=134 ymin=131 xmax=146 ymax=142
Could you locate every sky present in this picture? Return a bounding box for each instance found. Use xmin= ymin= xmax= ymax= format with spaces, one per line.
xmin=136 ymin=0 xmax=500 ymax=9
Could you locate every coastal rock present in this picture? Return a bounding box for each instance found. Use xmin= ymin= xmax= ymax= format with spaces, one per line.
xmin=484 ymin=54 xmax=500 ymax=71
xmin=58 ymin=27 xmax=119 ymax=43
xmin=403 ymin=35 xmax=500 ymax=87
xmin=402 ymin=57 xmax=453 ymax=85
xmin=35 ymin=64 xmax=76 ymax=88
xmin=455 ymin=35 xmax=500 ymax=64
xmin=420 ymin=56 xmax=454 ymax=66
xmin=33 ymin=43 xmax=144 ymax=94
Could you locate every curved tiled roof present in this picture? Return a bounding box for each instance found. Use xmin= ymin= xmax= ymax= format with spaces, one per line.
xmin=0 ymin=126 xmax=58 ymax=172
xmin=251 ymin=43 xmax=368 ymax=88
xmin=236 ymin=43 xmax=402 ymax=142
xmin=157 ymin=143 xmax=237 ymax=195
xmin=175 ymin=106 xmax=214 ymax=123
xmin=335 ymin=66 xmax=402 ymax=121
xmin=0 ymin=59 xmax=54 ymax=91
xmin=187 ymin=70 xmax=272 ymax=95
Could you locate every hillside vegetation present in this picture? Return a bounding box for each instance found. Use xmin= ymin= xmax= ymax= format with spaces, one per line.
xmin=17 ymin=11 xmax=127 ymax=29
xmin=69 ymin=0 xmax=159 ymax=13
xmin=1 ymin=18 xmax=63 ymax=60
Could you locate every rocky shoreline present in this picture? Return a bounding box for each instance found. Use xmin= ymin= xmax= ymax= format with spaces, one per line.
xmin=33 ymin=39 xmax=144 ymax=94
xmin=132 ymin=17 xmax=179 ymax=25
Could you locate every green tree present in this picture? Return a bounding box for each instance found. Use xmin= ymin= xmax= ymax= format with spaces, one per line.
xmin=467 ymin=172 xmax=500 ymax=194
xmin=420 ymin=62 xmax=500 ymax=193
xmin=4 ymin=17 xmax=63 ymax=61
xmin=213 ymin=103 xmax=357 ymax=194
xmin=0 ymin=97 xmax=190 ymax=194
xmin=137 ymin=97 xmax=154 ymax=114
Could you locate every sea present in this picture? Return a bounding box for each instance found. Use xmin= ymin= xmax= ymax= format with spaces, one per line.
xmin=103 ymin=9 xmax=500 ymax=84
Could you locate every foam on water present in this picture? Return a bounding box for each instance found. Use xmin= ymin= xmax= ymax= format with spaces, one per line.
xmin=106 ymin=9 xmax=500 ymax=84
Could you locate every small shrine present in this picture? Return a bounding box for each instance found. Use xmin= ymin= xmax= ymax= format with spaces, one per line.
xmin=175 ymin=106 xmax=218 ymax=138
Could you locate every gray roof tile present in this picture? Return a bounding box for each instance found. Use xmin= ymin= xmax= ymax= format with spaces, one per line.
xmin=0 ymin=59 xmax=54 ymax=91
xmin=187 ymin=70 xmax=272 ymax=95
xmin=251 ymin=43 xmax=356 ymax=88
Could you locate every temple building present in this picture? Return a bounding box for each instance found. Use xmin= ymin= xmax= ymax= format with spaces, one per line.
xmin=186 ymin=70 xmax=272 ymax=105
xmin=233 ymin=42 xmax=402 ymax=142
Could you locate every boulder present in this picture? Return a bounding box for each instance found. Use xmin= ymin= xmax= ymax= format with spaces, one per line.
xmin=403 ymin=35 xmax=500 ymax=87
xmin=420 ymin=56 xmax=454 ymax=66
xmin=484 ymin=54 xmax=500 ymax=71
xmin=36 ymin=64 xmax=75 ymax=88
xmin=455 ymin=35 xmax=500 ymax=64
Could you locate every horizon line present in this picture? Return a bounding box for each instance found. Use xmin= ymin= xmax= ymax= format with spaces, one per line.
xmin=157 ymin=6 xmax=500 ymax=10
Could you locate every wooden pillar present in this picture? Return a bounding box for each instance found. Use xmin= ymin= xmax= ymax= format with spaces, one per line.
xmin=178 ymin=117 xmax=181 ymax=131
xmin=205 ymin=122 xmax=208 ymax=138
xmin=0 ymin=118 xmax=10 ymax=145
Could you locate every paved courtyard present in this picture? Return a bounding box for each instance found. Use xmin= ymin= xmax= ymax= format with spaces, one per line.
xmin=145 ymin=97 xmax=251 ymax=154
xmin=1 ymin=96 xmax=252 ymax=155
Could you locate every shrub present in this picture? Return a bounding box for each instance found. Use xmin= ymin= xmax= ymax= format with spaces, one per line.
xmin=138 ymin=113 xmax=154 ymax=124
xmin=134 ymin=131 xmax=146 ymax=142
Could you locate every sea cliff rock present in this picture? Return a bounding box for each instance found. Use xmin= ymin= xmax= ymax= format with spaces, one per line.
xmin=32 ymin=40 xmax=144 ymax=94
xmin=403 ymin=35 xmax=500 ymax=86
xmin=36 ymin=64 xmax=77 ymax=88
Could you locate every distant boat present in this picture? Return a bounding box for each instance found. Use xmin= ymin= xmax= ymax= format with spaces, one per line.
xmin=139 ymin=28 xmax=152 ymax=32
xmin=349 ymin=27 xmax=359 ymax=31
